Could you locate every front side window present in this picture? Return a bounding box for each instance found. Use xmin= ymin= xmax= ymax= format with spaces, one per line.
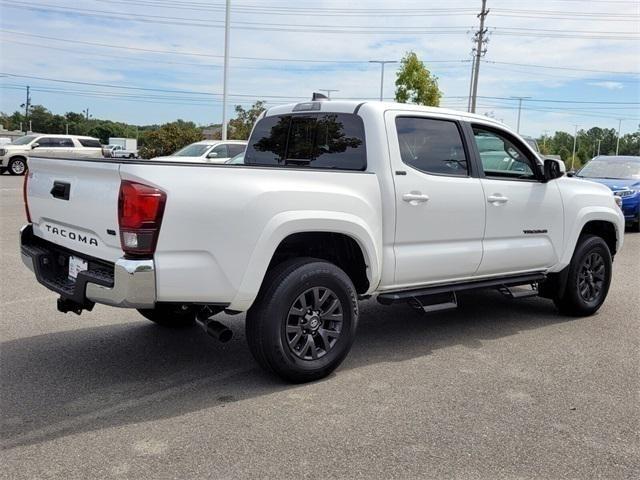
xmin=208 ymin=144 xmax=228 ymax=158
xmin=395 ymin=117 xmax=468 ymax=176
xmin=473 ymin=127 xmax=536 ymax=180
xmin=173 ymin=144 xmax=211 ymax=157
xmin=245 ymin=113 xmax=366 ymax=171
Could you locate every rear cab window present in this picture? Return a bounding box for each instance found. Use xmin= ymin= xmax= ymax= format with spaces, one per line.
xmin=245 ymin=112 xmax=366 ymax=171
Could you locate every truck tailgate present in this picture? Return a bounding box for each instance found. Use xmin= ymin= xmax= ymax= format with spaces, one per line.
xmin=26 ymin=157 xmax=123 ymax=262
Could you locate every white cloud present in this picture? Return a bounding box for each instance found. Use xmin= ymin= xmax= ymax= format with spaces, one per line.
xmin=589 ymin=81 xmax=624 ymax=90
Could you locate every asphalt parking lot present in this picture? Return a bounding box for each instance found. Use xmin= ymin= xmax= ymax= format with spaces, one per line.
xmin=1 ymin=173 xmax=638 ymax=479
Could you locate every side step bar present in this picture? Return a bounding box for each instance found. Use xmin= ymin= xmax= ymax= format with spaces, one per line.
xmin=377 ymin=273 xmax=546 ymax=306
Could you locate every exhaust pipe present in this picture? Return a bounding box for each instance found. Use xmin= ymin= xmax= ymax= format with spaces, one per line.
xmin=196 ymin=307 xmax=233 ymax=343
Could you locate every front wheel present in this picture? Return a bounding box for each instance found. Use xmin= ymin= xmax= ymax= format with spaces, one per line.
xmin=8 ymin=157 xmax=27 ymax=175
xmin=553 ymin=235 xmax=612 ymax=316
xmin=246 ymin=258 xmax=359 ymax=383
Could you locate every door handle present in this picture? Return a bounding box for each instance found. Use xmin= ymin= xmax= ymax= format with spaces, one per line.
xmin=402 ymin=192 xmax=430 ymax=204
xmin=487 ymin=194 xmax=509 ymax=204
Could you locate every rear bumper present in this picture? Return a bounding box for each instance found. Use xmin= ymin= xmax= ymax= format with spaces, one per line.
xmin=20 ymin=224 xmax=156 ymax=309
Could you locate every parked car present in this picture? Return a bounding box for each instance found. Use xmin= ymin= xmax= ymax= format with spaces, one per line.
xmin=0 ymin=134 xmax=103 ymax=175
xmin=153 ymin=140 xmax=247 ymax=163
xmin=105 ymin=144 xmax=138 ymax=159
xmin=575 ymin=155 xmax=640 ymax=231
xmin=20 ymin=99 xmax=624 ymax=382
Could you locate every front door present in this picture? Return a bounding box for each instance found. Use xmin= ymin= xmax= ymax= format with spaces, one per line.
xmin=386 ymin=112 xmax=486 ymax=289
xmin=470 ymin=125 xmax=564 ymax=275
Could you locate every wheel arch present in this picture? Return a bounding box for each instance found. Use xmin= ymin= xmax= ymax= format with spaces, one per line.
xmin=228 ymin=212 xmax=381 ymax=311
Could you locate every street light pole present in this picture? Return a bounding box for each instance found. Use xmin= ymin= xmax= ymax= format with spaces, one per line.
xmin=369 ymin=60 xmax=397 ymax=101
xmin=571 ymin=124 xmax=579 ymax=171
xmin=616 ymin=119 xmax=622 ymax=155
xmin=221 ymin=0 xmax=231 ymax=140
xmin=511 ymin=96 xmax=531 ymax=133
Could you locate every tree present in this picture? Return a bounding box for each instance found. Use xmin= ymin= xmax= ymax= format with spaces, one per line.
xmin=395 ymin=51 xmax=442 ymax=106
xmin=228 ymin=101 xmax=266 ymax=140
xmin=138 ymin=120 xmax=203 ymax=158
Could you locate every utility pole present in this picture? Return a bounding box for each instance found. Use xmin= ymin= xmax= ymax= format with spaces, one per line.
xmin=470 ymin=0 xmax=489 ymax=113
xmin=542 ymin=129 xmax=549 ymax=149
xmin=571 ymin=124 xmax=579 ymax=171
xmin=597 ymin=138 xmax=602 ymax=156
xmin=369 ymin=60 xmax=397 ymax=101
xmin=467 ymin=55 xmax=476 ymax=112
xmin=511 ymin=96 xmax=531 ymax=133
xmin=221 ymin=0 xmax=231 ymax=140
xmin=66 ymin=123 xmax=69 ymax=134
xmin=616 ymin=119 xmax=622 ymax=155
xmin=318 ymin=89 xmax=339 ymax=99
xmin=24 ymin=85 xmax=31 ymax=134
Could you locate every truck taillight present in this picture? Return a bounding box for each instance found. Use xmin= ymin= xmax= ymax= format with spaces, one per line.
xmin=118 ymin=180 xmax=166 ymax=257
xmin=23 ymin=170 xmax=31 ymax=222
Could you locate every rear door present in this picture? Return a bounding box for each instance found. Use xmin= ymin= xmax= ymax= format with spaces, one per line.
xmin=27 ymin=157 xmax=124 ymax=262
xmin=386 ymin=112 xmax=486 ymax=287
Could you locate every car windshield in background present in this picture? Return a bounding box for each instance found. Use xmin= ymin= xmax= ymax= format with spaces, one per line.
xmin=173 ymin=144 xmax=211 ymax=157
xmin=11 ymin=135 xmax=37 ymax=145
xmin=577 ymin=157 xmax=640 ymax=179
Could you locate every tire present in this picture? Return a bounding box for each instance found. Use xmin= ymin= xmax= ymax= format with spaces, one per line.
xmin=246 ymin=258 xmax=359 ymax=383
xmin=8 ymin=157 xmax=27 ymax=175
xmin=137 ymin=303 xmax=197 ymax=328
xmin=632 ymin=213 xmax=640 ymax=233
xmin=553 ymin=234 xmax=612 ymax=317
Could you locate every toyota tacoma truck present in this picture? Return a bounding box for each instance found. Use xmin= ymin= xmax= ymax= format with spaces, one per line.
xmin=20 ymin=99 xmax=625 ymax=383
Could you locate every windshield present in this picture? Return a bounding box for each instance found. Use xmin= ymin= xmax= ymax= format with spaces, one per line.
xmin=172 ymin=144 xmax=211 ymax=157
xmin=11 ymin=135 xmax=37 ymax=145
xmin=577 ymin=157 xmax=640 ymax=180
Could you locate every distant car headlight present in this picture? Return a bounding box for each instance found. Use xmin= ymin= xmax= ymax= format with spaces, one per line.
xmin=614 ymin=189 xmax=637 ymax=198
xmin=614 ymin=195 xmax=623 ymax=209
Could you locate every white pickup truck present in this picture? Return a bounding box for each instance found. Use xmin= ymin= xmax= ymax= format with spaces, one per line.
xmin=20 ymin=99 xmax=625 ymax=382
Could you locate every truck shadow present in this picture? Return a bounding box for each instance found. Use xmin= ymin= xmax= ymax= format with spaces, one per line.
xmin=1 ymin=290 xmax=573 ymax=450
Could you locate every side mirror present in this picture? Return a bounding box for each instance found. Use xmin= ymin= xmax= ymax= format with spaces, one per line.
xmin=207 ymin=151 xmax=219 ymax=158
xmin=543 ymin=158 xmax=564 ymax=181
xmin=31 ymin=142 xmax=39 ymax=149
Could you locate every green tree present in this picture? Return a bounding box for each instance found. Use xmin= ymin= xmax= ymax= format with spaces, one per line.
xmin=228 ymin=100 xmax=266 ymax=140
xmin=394 ymin=51 xmax=442 ymax=106
xmin=138 ymin=120 xmax=203 ymax=159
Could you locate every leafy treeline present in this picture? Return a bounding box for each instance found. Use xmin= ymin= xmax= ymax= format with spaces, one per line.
xmin=1 ymin=103 xmax=637 ymax=163
xmin=539 ymin=126 xmax=640 ymax=168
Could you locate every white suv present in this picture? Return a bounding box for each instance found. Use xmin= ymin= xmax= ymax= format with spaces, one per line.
xmin=0 ymin=134 xmax=104 ymax=175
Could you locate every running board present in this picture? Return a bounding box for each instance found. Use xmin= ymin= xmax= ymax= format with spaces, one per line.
xmin=377 ymin=273 xmax=546 ymax=305
xmin=409 ymin=292 xmax=458 ymax=313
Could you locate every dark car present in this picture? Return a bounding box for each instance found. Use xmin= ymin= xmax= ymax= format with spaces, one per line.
xmin=576 ymin=155 xmax=640 ymax=231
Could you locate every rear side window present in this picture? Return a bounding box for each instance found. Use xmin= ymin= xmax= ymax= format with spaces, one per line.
xmin=395 ymin=117 xmax=468 ymax=176
xmin=227 ymin=144 xmax=245 ymax=157
xmin=78 ymin=138 xmax=102 ymax=148
xmin=245 ymin=113 xmax=366 ymax=171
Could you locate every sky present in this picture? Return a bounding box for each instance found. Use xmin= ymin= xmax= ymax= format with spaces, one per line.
xmin=0 ymin=0 xmax=639 ymax=137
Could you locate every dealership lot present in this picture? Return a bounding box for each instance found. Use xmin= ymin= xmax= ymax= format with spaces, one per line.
xmin=1 ymin=174 xmax=638 ymax=479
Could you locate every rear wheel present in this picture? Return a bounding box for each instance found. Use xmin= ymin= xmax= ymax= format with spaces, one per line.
xmin=137 ymin=303 xmax=197 ymax=328
xmin=246 ymin=258 xmax=359 ymax=383
xmin=553 ymin=235 xmax=612 ymax=316
xmin=8 ymin=157 xmax=26 ymax=175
